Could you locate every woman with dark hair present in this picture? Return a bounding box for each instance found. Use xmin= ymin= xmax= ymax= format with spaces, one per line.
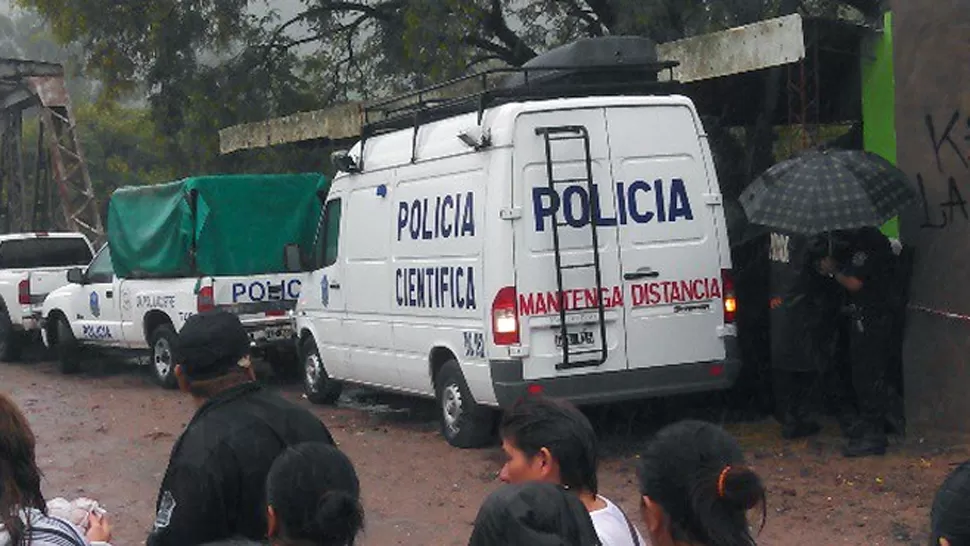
xmin=202 ymin=443 xmax=364 ymax=546
xmin=930 ymin=460 xmax=970 ymax=546
xmin=636 ymin=420 xmax=766 ymax=546
xmin=468 ymin=482 xmax=602 ymax=546
xmin=266 ymin=442 xmax=364 ymax=546
xmin=0 ymin=393 xmax=112 ymax=546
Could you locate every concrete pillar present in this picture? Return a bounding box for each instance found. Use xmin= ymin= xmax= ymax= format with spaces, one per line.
xmin=895 ymin=0 xmax=970 ymax=433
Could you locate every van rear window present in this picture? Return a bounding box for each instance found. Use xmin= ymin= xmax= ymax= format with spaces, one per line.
xmin=0 ymin=238 xmax=93 ymax=269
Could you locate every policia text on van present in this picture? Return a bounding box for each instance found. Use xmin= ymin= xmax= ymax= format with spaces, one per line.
xmin=287 ymin=60 xmax=740 ymax=448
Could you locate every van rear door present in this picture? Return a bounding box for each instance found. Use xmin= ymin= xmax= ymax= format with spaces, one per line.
xmin=513 ymin=108 xmax=628 ymax=381
xmin=605 ymin=105 xmax=727 ymax=371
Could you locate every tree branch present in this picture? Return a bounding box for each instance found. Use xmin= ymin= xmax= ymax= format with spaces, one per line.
xmin=479 ymin=0 xmax=538 ymax=65
xmin=559 ymin=0 xmax=605 ymax=36
xmin=465 ymin=53 xmax=504 ymax=71
xmin=582 ymin=0 xmax=616 ymax=32
xmin=268 ymin=0 xmax=404 ymax=47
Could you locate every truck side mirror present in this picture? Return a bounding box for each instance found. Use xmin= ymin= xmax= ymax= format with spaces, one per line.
xmin=66 ymin=267 xmax=85 ymax=284
xmin=283 ymin=244 xmax=304 ymax=273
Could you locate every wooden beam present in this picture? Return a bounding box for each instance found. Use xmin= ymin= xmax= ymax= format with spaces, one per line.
xmin=219 ymin=102 xmax=364 ymax=154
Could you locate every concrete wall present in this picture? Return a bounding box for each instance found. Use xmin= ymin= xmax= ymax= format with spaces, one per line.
xmin=894 ymin=0 xmax=970 ymax=433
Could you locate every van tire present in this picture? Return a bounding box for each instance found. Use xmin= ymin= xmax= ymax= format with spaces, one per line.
xmin=55 ymin=316 xmax=81 ymax=375
xmin=435 ymin=360 xmax=495 ymax=449
xmin=301 ymin=339 xmax=342 ymax=405
xmin=0 ymin=309 xmax=23 ymax=362
xmin=149 ymin=324 xmax=179 ymax=390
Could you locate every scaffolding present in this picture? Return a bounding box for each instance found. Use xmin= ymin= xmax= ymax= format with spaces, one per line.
xmin=0 ymin=58 xmax=102 ymax=243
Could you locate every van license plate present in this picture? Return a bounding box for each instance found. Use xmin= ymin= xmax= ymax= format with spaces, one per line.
xmin=555 ymin=331 xmax=595 ymax=348
xmin=252 ymin=325 xmax=294 ymax=342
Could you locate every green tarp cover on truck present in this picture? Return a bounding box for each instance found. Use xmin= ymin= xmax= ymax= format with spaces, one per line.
xmin=107 ymin=173 xmax=329 ymax=278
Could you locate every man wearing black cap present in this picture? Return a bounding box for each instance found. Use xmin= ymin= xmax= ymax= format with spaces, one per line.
xmin=147 ymin=310 xmax=335 ymax=546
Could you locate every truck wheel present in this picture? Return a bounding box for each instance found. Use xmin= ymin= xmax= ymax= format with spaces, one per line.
xmin=301 ymin=338 xmax=342 ymax=405
xmin=0 ymin=310 xmax=23 ymax=362
xmin=150 ymin=324 xmax=179 ymax=390
xmin=266 ymin=346 xmax=300 ymax=381
xmin=55 ymin=316 xmax=81 ymax=374
xmin=435 ymin=360 xmax=495 ymax=449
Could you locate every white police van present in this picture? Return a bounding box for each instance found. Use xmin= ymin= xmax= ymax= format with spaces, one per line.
xmin=290 ymin=44 xmax=739 ymax=447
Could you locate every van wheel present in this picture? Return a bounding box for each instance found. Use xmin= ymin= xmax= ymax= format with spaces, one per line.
xmin=302 ymin=339 xmax=342 ymax=405
xmin=0 ymin=310 xmax=23 ymax=362
xmin=150 ymin=324 xmax=179 ymax=390
xmin=435 ymin=360 xmax=495 ymax=449
xmin=55 ymin=316 xmax=81 ymax=374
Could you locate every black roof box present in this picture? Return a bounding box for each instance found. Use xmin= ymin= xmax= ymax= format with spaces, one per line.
xmin=502 ymin=36 xmax=667 ymax=90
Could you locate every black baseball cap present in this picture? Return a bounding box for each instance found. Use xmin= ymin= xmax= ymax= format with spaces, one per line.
xmin=932 ymin=460 xmax=970 ymax=545
xmin=176 ymin=310 xmax=252 ymax=380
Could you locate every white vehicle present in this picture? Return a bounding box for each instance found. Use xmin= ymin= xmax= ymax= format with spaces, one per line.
xmin=41 ymin=244 xmax=304 ymax=386
xmin=291 ymin=63 xmax=740 ymax=447
xmin=0 ymin=232 xmax=94 ymax=361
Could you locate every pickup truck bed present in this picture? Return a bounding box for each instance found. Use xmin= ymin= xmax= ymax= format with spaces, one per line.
xmin=0 ymin=233 xmax=94 ymax=361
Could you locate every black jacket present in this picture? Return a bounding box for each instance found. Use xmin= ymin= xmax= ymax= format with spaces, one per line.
xmin=468 ymin=483 xmax=602 ymax=546
xmin=147 ymin=382 xmax=335 ymax=546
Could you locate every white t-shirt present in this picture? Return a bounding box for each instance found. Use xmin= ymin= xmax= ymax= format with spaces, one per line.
xmin=590 ymin=496 xmax=649 ymax=546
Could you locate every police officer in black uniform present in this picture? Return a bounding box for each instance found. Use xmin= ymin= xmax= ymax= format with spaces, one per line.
xmin=147 ymin=310 xmax=335 ymax=546
xmin=818 ymin=226 xmax=895 ymax=458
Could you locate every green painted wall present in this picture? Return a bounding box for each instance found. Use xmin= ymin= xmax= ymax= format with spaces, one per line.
xmin=861 ymin=12 xmax=898 ymax=238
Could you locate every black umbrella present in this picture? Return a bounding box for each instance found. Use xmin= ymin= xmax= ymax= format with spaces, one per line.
xmin=739 ymin=149 xmax=919 ymax=235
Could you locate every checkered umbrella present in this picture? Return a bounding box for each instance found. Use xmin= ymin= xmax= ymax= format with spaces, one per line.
xmin=739 ymin=149 xmax=919 ymax=235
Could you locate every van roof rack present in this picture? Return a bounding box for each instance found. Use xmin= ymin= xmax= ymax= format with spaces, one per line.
xmin=360 ymin=62 xmax=681 ymax=142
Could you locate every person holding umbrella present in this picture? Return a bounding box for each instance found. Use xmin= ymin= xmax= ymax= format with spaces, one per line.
xmin=740 ymin=148 xmax=919 ymax=457
xmin=817 ymin=226 xmax=896 ymax=457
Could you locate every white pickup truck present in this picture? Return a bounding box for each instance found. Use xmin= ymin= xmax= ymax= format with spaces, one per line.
xmin=41 ymin=244 xmax=303 ymax=387
xmin=0 ymin=232 xmax=94 ymax=361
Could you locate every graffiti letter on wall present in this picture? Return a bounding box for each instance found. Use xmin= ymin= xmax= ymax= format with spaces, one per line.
xmin=919 ymin=110 xmax=970 ymax=230
xmin=926 ymin=111 xmax=969 ymax=172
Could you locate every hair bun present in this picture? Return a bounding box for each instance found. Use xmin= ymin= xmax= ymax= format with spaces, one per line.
xmin=313 ymin=491 xmax=365 ymax=543
xmin=717 ymin=465 xmax=765 ymax=511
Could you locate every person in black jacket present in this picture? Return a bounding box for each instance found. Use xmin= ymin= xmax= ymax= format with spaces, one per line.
xmin=818 ymin=227 xmax=896 ymax=457
xmin=930 ymin=460 xmax=970 ymax=546
xmin=147 ymin=310 xmax=335 ymax=546
xmin=468 ymin=482 xmax=601 ymax=546
xmin=200 ymin=442 xmax=364 ymax=546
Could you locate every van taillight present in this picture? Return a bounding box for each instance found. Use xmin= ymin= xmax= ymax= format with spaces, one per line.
xmin=18 ymin=279 xmax=29 ymax=305
xmin=492 ymin=286 xmax=520 ymax=346
xmin=721 ymin=269 xmax=737 ymax=324
xmin=197 ymin=285 xmax=215 ymax=313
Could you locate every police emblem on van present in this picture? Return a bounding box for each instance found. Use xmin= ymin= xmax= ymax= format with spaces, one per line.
xmin=89 ymin=291 xmax=100 ymax=318
xmin=320 ymin=275 xmax=330 ymax=307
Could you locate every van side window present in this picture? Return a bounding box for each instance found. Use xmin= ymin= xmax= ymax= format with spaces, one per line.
xmin=318 ymin=199 xmax=342 ymax=268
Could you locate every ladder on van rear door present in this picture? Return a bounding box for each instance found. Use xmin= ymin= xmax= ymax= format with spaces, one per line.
xmin=535 ymin=125 xmax=609 ymax=370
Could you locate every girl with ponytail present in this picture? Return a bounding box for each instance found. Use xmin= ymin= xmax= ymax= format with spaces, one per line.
xmin=265 ymin=443 xmax=364 ymax=546
xmin=636 ymin=420 xmax=766 ymax=546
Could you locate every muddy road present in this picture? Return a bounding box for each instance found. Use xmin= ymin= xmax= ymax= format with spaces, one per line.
xmin=0 ymin=354 xmax=963 ymax=546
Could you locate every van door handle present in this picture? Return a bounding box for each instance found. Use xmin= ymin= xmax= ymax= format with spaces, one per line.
xmin=329 ymin=282 xmax=341 ymax=289
xmin=105 ymin=290 xmax=114 ymax=298
xmin=624 ymin=270 xmax=660 ymax=281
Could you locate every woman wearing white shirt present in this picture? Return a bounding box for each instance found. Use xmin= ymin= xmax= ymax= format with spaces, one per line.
xmin=497 ymin=395 xmax=647 ymax=546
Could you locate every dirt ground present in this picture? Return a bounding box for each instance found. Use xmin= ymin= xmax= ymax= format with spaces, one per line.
xmin=0 ymin=352 xmax=964 ymax=546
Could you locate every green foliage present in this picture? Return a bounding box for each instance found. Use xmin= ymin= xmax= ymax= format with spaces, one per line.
xmin=10 ymin=0 xmax=877 ymax=195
